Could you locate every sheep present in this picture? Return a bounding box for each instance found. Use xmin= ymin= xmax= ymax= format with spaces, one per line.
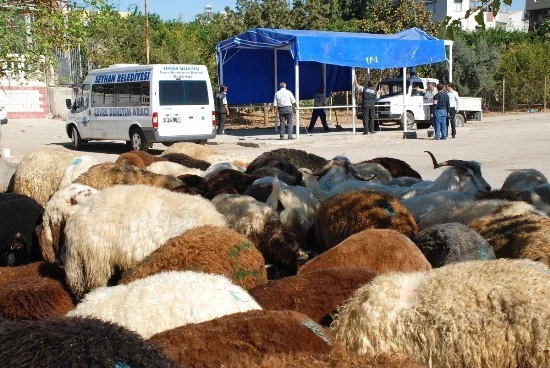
xmin=313 ymin=155 xmax=376 ymax=192
xmin=366 ymin=156 xmax=422 ymax=179
xmin=413 ymin=223 xmax=496 ymax=267
xmin=64 ymin=184 xmax=227 ymax=298
xmin=115 ymin=150 xmax=166 ymax=168
xmin=0 ymin=317 xmax=176 ymax=367
xmin=161 ymin=142 xmax=219 ymax=159
xmin=203 ymin=160 xmax=246 ymax=180
xmin=145 ymin=160 xmax=205 ymax=178
xmin=301 ymin=229 xmax=430 ymax=275
xmin=150 ymin=310 xmax=341 ymax=368
xmin=400 ymin=191 xmax=476 ymax=223
xmin=469 ymin=213 xmax=550 ymax=262
xmin=119 ymin=225 xmax=267 ymax=289
xmin=205 ymin=169 xmax=258 ymax=199
xmin=260 ymin=148 xmax=328 ymax=171
xmin=67 ymin=271 xmax=262 ymax=338
xmin=501 ymin=168 xmax=548 ymax=191
xmin=417 ymin=198 xmax=545 ymax=230
xmin=0 ymin=193 xmax=44 ymax=266
xmin=13 ymin=146 xmax=80 ymax=206
xmin=73 ymin=162 xmax=184 ymax=191
xmin=0 ymin=158 xmax=16 ymax=193
xmin=249 ymin=267 xmax=377 ymax=327
xmin=387 ymin=176 xmax=423 ymax=187
xmin=476 ymin=184 xmax=550 ymax=215
xmin=0 ymin=264 xmax=74 ymax=319
xmin=314 ymin=190 xmax=418 ymax=252
xmin=161 ymin=152 xmax=210 ymax=170
xmin=57 ymin=155 xmax=99 ymax=189
xmin=211 ymin=193 xmax=305 ymax=278
xmin=38 ymin=183 xmax=99 ymax=263
xmin=243 ymin=182 xmax=274 ymax=203
xmin=178 ymin=173 xmax=208 ymax=196
xmin=352 ymin=161 xmax=393 ymax=184
xmin=330 ymin=259 xmax=550 ymax=368
xmin=246 ymin=153 xmax=303 ymax=185
xmin=203 ymin=152 xmax=251 ymax=168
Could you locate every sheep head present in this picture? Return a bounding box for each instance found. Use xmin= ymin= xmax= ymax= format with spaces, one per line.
xmin=424 ymin=151 xmax=491 ymax=194
xmin=313 ymin=156 xmax=376 ymax=183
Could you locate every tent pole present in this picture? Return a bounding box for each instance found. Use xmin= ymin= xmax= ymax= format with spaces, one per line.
xmin=444 ymin=40 xmax=454 ymax=83
xmin=218 ymin=49 xmax=223 ymax=85
xmin=295 ymin=61 xmax=300 ymax=139
xmin=274 ymin=49 xmax=278 ymax=133
xmin=402 ymin=67 xmax=407 ymax=133
xmin=352 ymin=67 xmax=356 ymax=135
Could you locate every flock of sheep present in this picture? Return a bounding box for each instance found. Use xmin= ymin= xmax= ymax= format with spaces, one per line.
xmin=0 ymin=143 xmax=549 ymax=367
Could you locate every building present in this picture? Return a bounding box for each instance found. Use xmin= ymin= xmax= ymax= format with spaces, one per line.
xmin=525 ymin=0 xmax=550 ymax=29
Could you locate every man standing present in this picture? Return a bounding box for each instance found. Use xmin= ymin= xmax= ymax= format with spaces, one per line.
xmin=215 ymin=85 xmax=229 ymax=135
xmin=433 ymin=83 xmax=450 ymax=140
xmin=355 ymin=77 xmax=378 ymax=135
xmin=416 ymin=82 xmax=435 ymax=127
xmin=273 ymin=82 xmax=296 ymax=140
xmin=308 ymin=87 xmax=330 ymax=132
xmin=446 ymin=83 xmax=460 ymax=138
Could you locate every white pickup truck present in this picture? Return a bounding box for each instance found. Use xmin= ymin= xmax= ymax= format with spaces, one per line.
xmin=371 ymin=76 xmax=482 ymax=130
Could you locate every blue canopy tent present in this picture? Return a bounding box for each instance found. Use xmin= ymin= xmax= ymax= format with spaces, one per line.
xmin=216 ymin=27 xmax=452 ymax=136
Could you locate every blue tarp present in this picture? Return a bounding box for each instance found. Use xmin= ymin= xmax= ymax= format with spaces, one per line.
xmin=216 ymin=28 xmax=446 ymax=105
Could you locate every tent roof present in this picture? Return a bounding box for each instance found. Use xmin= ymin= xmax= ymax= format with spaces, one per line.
xmin=216 ymin=27 xmax=446 ymax=69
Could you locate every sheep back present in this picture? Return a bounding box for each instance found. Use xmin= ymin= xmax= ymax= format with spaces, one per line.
xmin=330 ymin=259 xmax=550 ymax=368
xmin=301 ymin=229 xmax=430 ymax=275
xmin=366 ymin=157 xmax=422 ymax=179
xmin=13 ymin=147 xmax=80 ymax=206
xmin=146 ymin=161 xmax=204 ymax=178
xmin=315 ymin=190 xmax=418 ymax=251
xmin=0 ymin=317 xmax=176 ymax=367
xmin=0 ymin=193 xmax=44 ymax=266
xmin=64 ymin=185 xmax=226 ymax=298
xmin=160 ymin=142 xmax=218 ymax=159
xmin=469 ymin=213 xmax=550 ymax=261
xmin=501 ymin=168 xmax=548 ymax=191
xmin=73 ymin=162 xmax=183 ymax=191
xmin=249 ymin=267 xmax=377 ymax=327
xmin=67 ymin=271 xmax=262 ymax=338
xmin=161 ymin=152 xmax=211 ymax=170
xmin=115 ymin=150 xmax=165 ymax=168
xmin=58 ymin=155 xmax=99 ymax=189
xmin=150 ymin=310 xmax=342 ymax=367
xmin=266 ymin=148 xmax=328 ymax=171
xmin=119 ymin=225 xmax=267 ymax=289
xmin=414 ymin=222 xmax=496 ymax=267
xmin=0 ymin=158 xmax=16 ymax=193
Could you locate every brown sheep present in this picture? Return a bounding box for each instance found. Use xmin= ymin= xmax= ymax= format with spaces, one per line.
xmin=150 ymin=310 xmax=343 ymax=368
xmin=115 ymin=150 xmax=166 ymax=168
xmin=119 ymin=225 xmax=267 ymax=290
xmin=366 ymin=157 xmax=422 ymax=179
xmin=205 ymin=169 xmax=258 ymax=199
xmin=243 ymin=183 xmax=274 ymax=203
xmin=266 ymin=148 xmax=328 ymax=172
xmin=300 ymin=229 xmax=431 ymax=275
xmin=469 ymin=213 xmax=550 ymax=262
xmin=248 ymin=267 xmax=377 ymax=326
xmin=0 ymin=262 xmax=74 ymax=319
xmin=315 ymin=191 xmax=418 ymax=252
xmin=177 ymin=174 xmax=208 ymax=196
xmin=73 ymin=162 xmax=183 ymax=191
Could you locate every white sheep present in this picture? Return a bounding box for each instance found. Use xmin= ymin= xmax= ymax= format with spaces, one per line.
xmin=352 ymin=162 xmax=393 ymax=185
xmin=203 ymin=161 xmax=246 ymax=180
xmin=501 ymin=168 xmax=548 ymax=191
xmin=331 ymin=259 xmax=550 ymax=368
xmin=145 ymin=161 xmax=205 ymax=178
xmin=64 ymin=184 xmax=227 ymax=299
xmin=67 ymin=270 xmax=262 ymax=338
xmin=58 ymin=156 xmax=99 ymax=190
xmin=38 ymin=183 xmax=99 ymax=263
xmin=400 ymin=191 xmax=476 ymax=223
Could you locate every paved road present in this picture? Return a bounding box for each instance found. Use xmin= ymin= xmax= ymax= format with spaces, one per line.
xmin=1 ymin=112 xmax=549 ymax=189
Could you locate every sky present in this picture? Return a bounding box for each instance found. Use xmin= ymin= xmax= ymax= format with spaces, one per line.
xmin=110 ymin=0 xmax=525 ymax=23
xmin=111 ymin=0 xmax=236 ymax=22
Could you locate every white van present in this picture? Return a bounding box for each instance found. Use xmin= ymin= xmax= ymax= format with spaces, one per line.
xmin=66 ymin=64 xmax=217 ymax=151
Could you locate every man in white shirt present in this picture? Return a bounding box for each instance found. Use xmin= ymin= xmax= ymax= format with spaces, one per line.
xmin=446 ymin=83 xmax=460 ymax=138
xmin=273 ymin=82 xmax=296 ymax=140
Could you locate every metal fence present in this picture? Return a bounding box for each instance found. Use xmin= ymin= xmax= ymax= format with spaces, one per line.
xmin=54 ymin=44 xmax=84 ymax=86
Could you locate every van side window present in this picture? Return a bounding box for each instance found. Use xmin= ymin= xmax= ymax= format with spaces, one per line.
xmin=159 ymin=80 xmax=208 ymax=106
xmin=140 ymin=82 xmax=150 ymax=105
xmin=92 ymin=84 xmax=116 ymax=107
xmin=75 ymin=84 xmax=90 ymax=111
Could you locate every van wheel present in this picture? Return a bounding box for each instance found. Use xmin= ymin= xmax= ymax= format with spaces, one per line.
xmin=162 ymin=142 xmax=174 ymax=147
xmin=400 ymin=112 xmax=415 ymax=130
xmin=129 ymin=128 xmax=148 ymax=151
xmin=71 ymin=126 xmax=83 ymax=150
xmin=455 ymin=113 xmax=466 ymax=127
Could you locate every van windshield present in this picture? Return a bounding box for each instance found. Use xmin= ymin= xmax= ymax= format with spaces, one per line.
xmin=159 ymin=80 xmax=209 ymax=106
xmin=378 ymin=81 xmax=411 ymax=97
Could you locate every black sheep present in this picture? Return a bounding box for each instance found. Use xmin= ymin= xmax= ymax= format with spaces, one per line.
xmin=162 ymin=152 xmax=211 ymax=170
xmin=0 ymin=317 xmax=176 ymax=367
xmin=0 ymin=193 xmax=44 ymax=266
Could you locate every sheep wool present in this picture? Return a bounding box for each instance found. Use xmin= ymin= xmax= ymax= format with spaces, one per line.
xmin=331 ymin=259 xmax=550 ymax=368
xmin=119 ymin=225 xmax=267 ymax=289
xmin=115 ymin=150 xmax=166 ymax=168
xmin=160 ymin=142 xmax=218 ymax=159
xmin=64 ymin=184 xmax=227 ymax=298
xmin=0 ymin=158 xmax=16 ymax=193
xmin=58 ymin=155 xmax=99 ymax=189
xmin=145 ymin=160 xmax=205 ymax=178
xmin=68 ymin=270 xmax=262 ymax=338
xmin=13 ymin=146 xmax=80 ymax=206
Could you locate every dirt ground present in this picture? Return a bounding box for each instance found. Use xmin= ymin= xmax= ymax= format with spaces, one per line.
xmin=1 ymin=111 xmax=549 ymax=189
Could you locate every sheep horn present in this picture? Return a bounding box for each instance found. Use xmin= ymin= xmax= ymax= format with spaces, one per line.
xmin=424 ymin=151 xmax=471 ymax=171
xmin=313 ymin=160 xmax=336 ymax=177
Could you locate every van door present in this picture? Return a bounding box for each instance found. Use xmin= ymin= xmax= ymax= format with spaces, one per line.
xmin=90 ymin=84 xmax=118 ymax=139
xmin=157 ymin=79 xmax=212 ymax=137
xmin=72 ymin=84 xmax=93 ymax=139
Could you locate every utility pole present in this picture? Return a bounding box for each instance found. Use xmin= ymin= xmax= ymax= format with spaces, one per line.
xmin=145 ymin=0 xmax=150 ymax=64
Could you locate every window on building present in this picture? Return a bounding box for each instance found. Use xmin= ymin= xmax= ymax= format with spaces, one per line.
xmin=454 ymin=0 xmax=462 ymax=12
xmin=425 ymin=0 xmax=436 ymax=13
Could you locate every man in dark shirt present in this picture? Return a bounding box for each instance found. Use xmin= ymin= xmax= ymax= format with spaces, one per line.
xmin=355 ymin=77 xmax=378 ymax=135
xmin=433 ymin=83 xmax=450 ymax=140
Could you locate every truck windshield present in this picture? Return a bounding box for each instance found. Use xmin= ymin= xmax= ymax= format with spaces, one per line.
xmin=378 ymin=81 xmax=410 ymax=97
xmin=159 ymin=80 xmax=209 ymax=106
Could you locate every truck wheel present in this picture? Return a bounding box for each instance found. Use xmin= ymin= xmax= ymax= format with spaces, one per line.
xmin=129 ymin=128 xmax=148 ymax=152
xmin=455 ymin=113 xmax=466 ymax=127
xmin=71 ymin=126 xmax=84 ymax=150
xmin=416 ymin=122 xmax=432 ymax=129
xmin=400 ymin=112 xmax=415 ymax=130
